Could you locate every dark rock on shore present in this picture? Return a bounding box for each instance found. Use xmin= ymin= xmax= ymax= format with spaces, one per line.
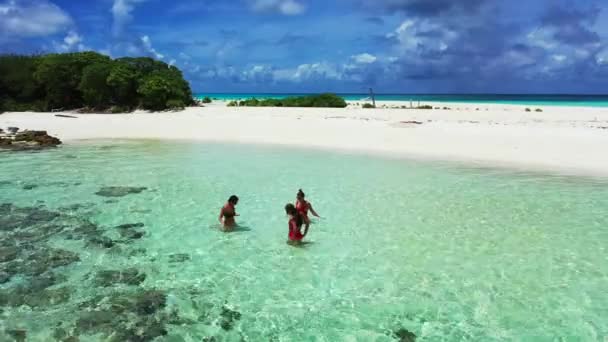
xmin=0 ymin=272 xmax=11 ymax=284
xmin=95 ymin=186 xmax=147 ymax=197
xmin=123 ymin=230 xmax=145 ymax=240
xmin=21 ymin=249 xmax=81 ymax=276
xmin=0 ymin=130 xmax=62 ymax=151
xmin=94 ymin=268 xmax=146 ymax=287
xmin=76 ymin=309 xmax=116 ymax=332
xmin=6 ymin=329 xmax=27 ymax=342
xmin=1 ymin=248 xmax=80 ymax=282
xmin=0 ymin=246 xmax=18 ymax=262
xmin=88 ymin=236 xmax=115 ymax=248
xmin=14 ymin=130 xmax=62 ymax=146
xmin=0 ymin=202 xmax=183 ymax=341
xmin=134 ymin=290 xmax=167 ymax=315
xmin=116 ymin=223 xmax=145 ymax=229
xmin=115 ymin=316 xmax=168 ymax=341
xmin=219 ymin=305 xmax=242 ymax=331
xmin=0 ymin=204 xmax=60 ymax=232
xmin=169 ymin=253 xmax=190 ymax=263
xmin=73 ymin=222 xmax=100 ymax=235
xmin=76 ymin=289 xmax=169 ymax=341
xmin=0 ymin=277 xmax=71 ymax=308
xmin=116 ymin=223 xmax=145 ymax=240
xmin=394 ymin=328 xmax=417 ymax=342
xmin=0 ymin=137 xmax=12 ymax=146
xmin=129 ymin=248 xmax=147 ymax=257
xmin=1 ymin=248 xmax=75 ymax=280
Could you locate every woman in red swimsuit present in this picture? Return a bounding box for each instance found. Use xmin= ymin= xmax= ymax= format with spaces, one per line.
xmin=285 ymin=203 xmax=306 ymax=245
xmin=295 ymin=189 xmax=320 ymax=231
xmin=219 ymin=195 xmax=239 ymax=231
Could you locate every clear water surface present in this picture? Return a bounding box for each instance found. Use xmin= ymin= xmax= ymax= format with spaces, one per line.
xmin=1 ymin=141 xmax=607 ymax=341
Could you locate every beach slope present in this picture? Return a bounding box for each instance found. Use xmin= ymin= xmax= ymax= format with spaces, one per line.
xmin=2 ymin=103 xmax=608 ymax=176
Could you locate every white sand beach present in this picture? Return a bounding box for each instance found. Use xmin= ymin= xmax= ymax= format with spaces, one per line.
xmin=2 ymin=101 xmax=608 ymax=176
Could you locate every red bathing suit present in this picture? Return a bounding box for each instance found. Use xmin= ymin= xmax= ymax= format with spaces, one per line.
xmin=296 ymin=200 xmax=310 ymax=220
xmin=288 ymin=218 xmax=303 ymax=241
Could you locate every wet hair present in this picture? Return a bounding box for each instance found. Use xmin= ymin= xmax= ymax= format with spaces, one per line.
xmin=228 ymin=195 xmax=239 ymax=204
xmin=285 ymin=203 xmax=303 ymax=227
xmin=297 ymin=189 xmax=305 ymax=199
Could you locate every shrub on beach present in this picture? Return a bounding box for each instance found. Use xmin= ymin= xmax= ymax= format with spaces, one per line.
xmin=227 ymin=101 xmax=238 ymax=107
xmin=166 ymin=99 xmax=186 ymax=110
xmin=111 ymin=105 xmax=130 ymax=114
xmin=362 ymin=103 xmax=375 ymax=109
xmin=535 ymin=108 xmax=543 ymax=112
xmin=235 ymin=94 xmax=347 ymax=108
xmin=525 ymin=108 xmax=531 ymax=112
xmin=416 ymin=105 xmax=433 ymax=109
xmin=202 ymin=96 xmax=212 ymax=103
xmin=0 ymin=52 xmax=194 ymax=112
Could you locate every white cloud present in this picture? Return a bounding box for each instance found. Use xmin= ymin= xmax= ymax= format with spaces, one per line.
xmin=64 ymin=30 xmax=82 ymax=47
xmin=100 ymin=48 xmax=112 ymax=57
xmin=527 ymin=28 xmax=557 ymax=50
xmin=112 ymin=0 xmax=147 ymax=36
xmin=552 ymin=54 xmax=566 ymax=62
xmin=53 ymin=30 xmax=87 ymax=52
xmin=275 ymin=62 xmax=342 ymax=82
xmin=250 ymin=0 xmax=305 ymax=15
xmin=141 ymin=35 xmax=164 ymax=60
xmin=388 ymin=19 xmax=456 ymax=55
xmin=352 ymin=53 xmax=377 ymax=64
xmin=597 ymin=49 xmax=608 ymax=65
xmin=0 ymin=0 xmax=72 ymax=38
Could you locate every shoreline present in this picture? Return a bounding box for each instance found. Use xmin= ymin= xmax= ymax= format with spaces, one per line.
xmin=194 ymin=94 xmax=608 ymax=108
xmin=2 ymin=103 xmax=608 ymax=178
xmin=66 ymin=137 xmax=608 ymax=180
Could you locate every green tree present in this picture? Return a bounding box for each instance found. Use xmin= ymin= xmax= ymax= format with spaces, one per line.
xmin=34 ymin=52 xmax=111 ymax=110
xmin=1 ymin=52 xmax=193 ymax=112
xmin=0 ymin=55 xmax=44 ymax=111
xmin=79 ymin=62 xmax=113 ymax=109
xmin=107 ymin=62 xmax=138 ymax=108
xmin=137 ymin=75 xmax=172 ymax=110
xmin=34 ymin=54 xmax=78 ymax=110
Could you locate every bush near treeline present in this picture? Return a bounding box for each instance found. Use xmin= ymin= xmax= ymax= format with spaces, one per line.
xmin=227 ymin=93 xmax=347 ymax=108
xmin=0 ymin=52 xmax=194 ymax=113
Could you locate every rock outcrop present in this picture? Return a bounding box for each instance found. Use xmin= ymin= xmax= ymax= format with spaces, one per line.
xmin=0 ymin=128 xmax=62 ymax=151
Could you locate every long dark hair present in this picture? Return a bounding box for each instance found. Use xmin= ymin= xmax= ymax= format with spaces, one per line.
xmin=228 ymin=195 xmax=239 ymax=205
xmin=285 ymin=203 xmax=303 ymax=227
xmin=297 ymin=189 xmax=305 ymax=200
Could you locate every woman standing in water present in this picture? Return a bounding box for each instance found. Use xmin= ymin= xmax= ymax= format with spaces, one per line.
xmin=219 ymin=195 xmax=239 ymax=230
xmin=285 ymin=203 xmax=307 ymax=245
xmin=296 ymin=189 xmax=321 ymax=229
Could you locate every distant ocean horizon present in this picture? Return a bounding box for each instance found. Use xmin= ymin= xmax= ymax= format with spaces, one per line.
xmin=193 ymin=93 xmax=608 ymax=107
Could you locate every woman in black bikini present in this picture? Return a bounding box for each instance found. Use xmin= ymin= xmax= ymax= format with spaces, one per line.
xmin=219 ymin=195 xmax=239 ymax=230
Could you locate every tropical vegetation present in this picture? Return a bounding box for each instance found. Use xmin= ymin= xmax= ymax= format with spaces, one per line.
xmin=0 ymin=52 xmax=193 ymax=113
xmin=227 ymin=93 xmax=347 ymax=108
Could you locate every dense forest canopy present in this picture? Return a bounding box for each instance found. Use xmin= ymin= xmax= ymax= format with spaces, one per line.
xmin=0 ymin=52 xmax=193 ymax=113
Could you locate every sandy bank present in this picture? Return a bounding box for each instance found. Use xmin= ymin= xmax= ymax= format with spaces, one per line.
xmin=2 ymin=103 xmax=608 ymax=177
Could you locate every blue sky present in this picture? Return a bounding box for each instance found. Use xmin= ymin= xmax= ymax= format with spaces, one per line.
xmin=1 ymin=0 xmax=608 ymax=93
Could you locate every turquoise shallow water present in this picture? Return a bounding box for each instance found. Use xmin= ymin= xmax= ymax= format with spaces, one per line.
xmin=1 ymin=141 xmax=608 ymax=341
xmin=194 ymin=93 xmax=608 ymax=107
